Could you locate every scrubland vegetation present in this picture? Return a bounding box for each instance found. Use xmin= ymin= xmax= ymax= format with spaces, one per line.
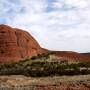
xmin=0 ymin=54 xmax=90 ymax=77
xmin=0 ymin=54 xmax=90 ymax=90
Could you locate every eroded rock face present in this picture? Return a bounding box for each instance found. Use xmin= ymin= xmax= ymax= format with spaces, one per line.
xmin=0 ymin=24 xmax=89 ymax=63
xmin=0 ymin=24 xmax=47 ymax=63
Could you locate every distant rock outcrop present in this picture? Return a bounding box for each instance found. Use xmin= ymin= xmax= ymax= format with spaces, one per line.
xmin=0 ymin=24 xmax=47 ymax=63
xmin=53 ymin=51 xmax=90 ymax=62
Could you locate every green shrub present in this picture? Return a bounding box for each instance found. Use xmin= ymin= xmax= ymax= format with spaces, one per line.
xmin=0 ymin=59 xmax=90 ymax=77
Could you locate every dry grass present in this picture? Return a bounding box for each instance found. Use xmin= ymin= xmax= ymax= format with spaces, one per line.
xmin=0 ymin=75 xmax=90 ymax=90
xmin=0 ymin=75 xmax=90 ymax=86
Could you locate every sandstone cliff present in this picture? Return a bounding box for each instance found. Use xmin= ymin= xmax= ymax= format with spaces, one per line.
xmin=0 ymin=24 xmax=47 ymax=63
xmin=0 ymin=24 xmax=90 ymax=63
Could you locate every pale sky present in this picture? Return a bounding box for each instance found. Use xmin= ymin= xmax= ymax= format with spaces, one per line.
xmin=0 ymin=0 xmax=90 ymax=52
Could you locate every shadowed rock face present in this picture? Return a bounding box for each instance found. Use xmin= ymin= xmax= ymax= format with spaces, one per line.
xmin=0 ymin=24 xmax=47 ymax=63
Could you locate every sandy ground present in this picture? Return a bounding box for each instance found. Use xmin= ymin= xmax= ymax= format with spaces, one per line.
xmin=0 ymin=75 xmax=90 ymax=90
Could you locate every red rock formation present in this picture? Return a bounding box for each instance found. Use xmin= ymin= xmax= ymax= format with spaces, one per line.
xmin=0 ymin=24 xmax=47 ymax=63
xmin=0 ymin=24 xmax=90 ymax=63
xmin=53 ymin=51 xmax=90 ymax=62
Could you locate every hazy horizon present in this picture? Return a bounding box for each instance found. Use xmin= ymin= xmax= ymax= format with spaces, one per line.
xmin=0 ymin=0 xmax=90 ymax=53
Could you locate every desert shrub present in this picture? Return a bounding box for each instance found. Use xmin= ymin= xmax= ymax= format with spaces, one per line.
xmin=31 ymin=56 xmax=37 ymax=60
xmin=0 ymin=60 xmax=90 ymax=77
xmin=80 ymin=69 xmax=90 ymax=75
xmin=77 ymin=62 xmax=90 ymax=67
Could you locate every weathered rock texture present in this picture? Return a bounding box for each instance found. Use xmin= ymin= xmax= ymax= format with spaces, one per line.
xmin=0 ymin=24 xmax=47 ymax=63
xmin=0 ymin=24 xmax=90 ymax=63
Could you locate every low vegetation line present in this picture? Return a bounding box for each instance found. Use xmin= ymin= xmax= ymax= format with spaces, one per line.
xmin=0 ymin=58 xmax=90 ymax=77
